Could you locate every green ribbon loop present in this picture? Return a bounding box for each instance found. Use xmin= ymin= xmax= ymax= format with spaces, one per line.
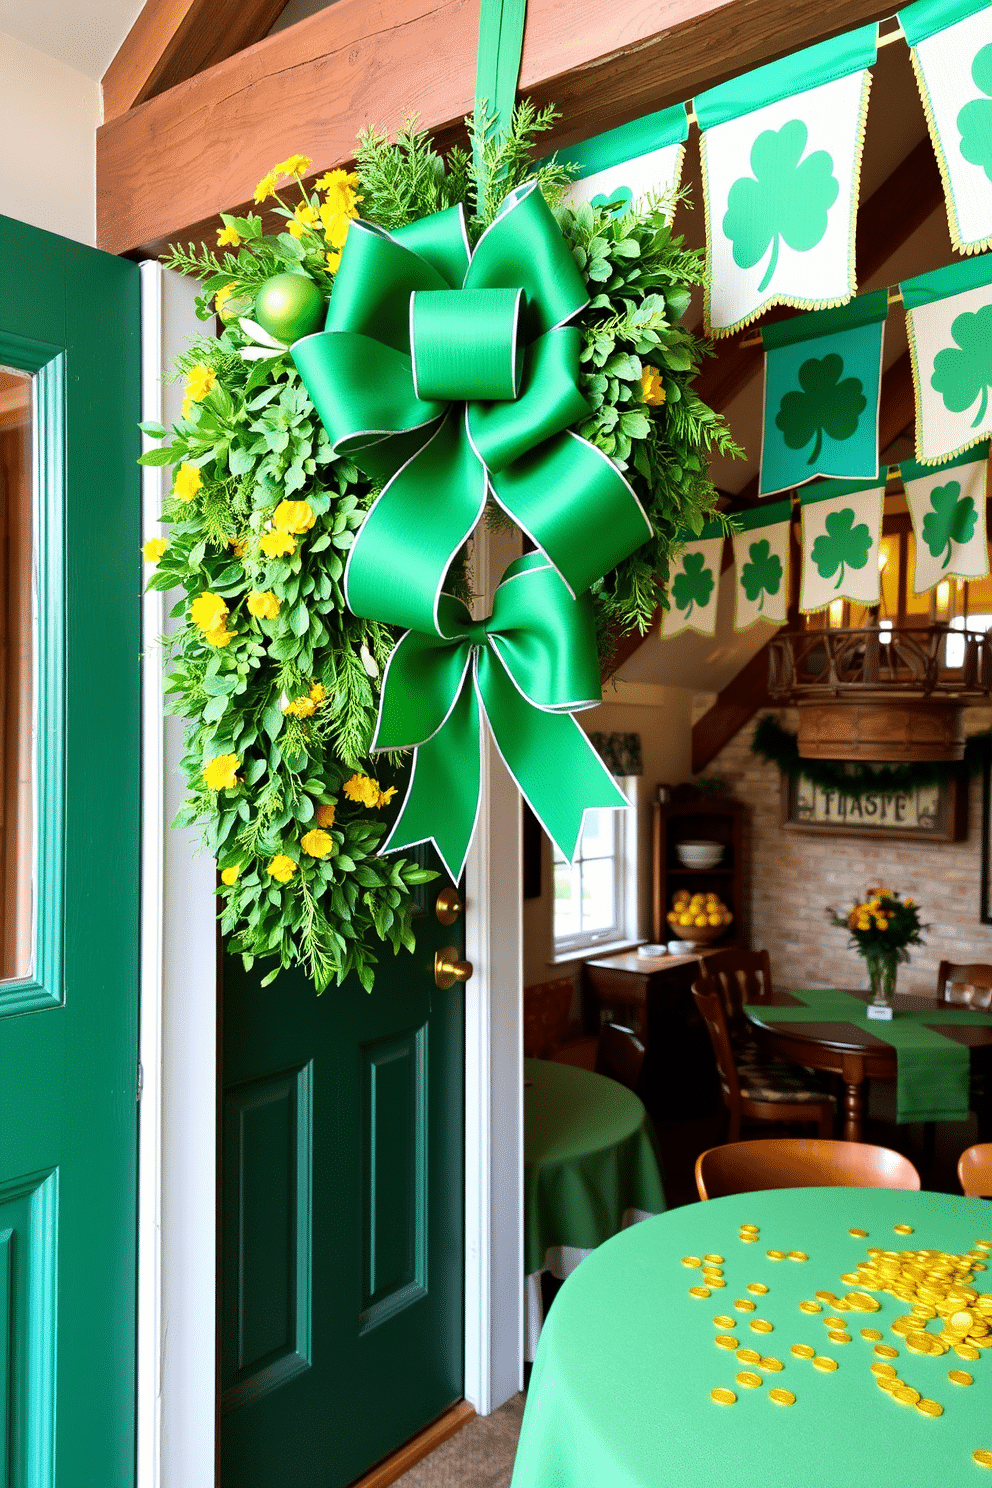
xmin=373 ymin=553 xmax=629 ymax=882
xmin=292 ymin=181 xmax=652 ymax=635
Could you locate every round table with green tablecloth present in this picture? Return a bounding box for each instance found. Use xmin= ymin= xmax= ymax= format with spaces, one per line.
xmin=512 ymin=1187 xmax=992 ymax=1488
xmin=523 ymin=1058 xmax=666 ymax=1360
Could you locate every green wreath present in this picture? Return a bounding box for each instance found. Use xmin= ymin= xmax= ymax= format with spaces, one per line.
xmin=142 ymin=105 xmax=737 ymax=990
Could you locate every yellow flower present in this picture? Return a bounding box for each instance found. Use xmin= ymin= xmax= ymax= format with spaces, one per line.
xmin=316 ymin=802 xmax=336 ymax=827
xmin=259 ymin=531 xmax=296 ymax=558
xmin=274 ymin=154 xmax=313 ymax=179
xmin=254 ymin=171 xmax=278 ymax=204
xmin=217 ymin=224 xmax=241 ymax=247
xmin=309 ymin=682 xmax=326 ymax=702
xmin=301 ymin=828 xmax=334 ymax=859
xmin=173 ymin=463 xmax=203 ymax=502
xmin=203 ymin=754 xmax=240 ymax=791
xmin=320 ymin=202 xmax=354 ymax=251
xmin=641 ymin=366 xmax=666 ymax=405
xmin=184 ymin=363 xmax=216 ymax=406
xmin=856 ymin=918 xmax=872 ymax=932
xmin=267 ymin=854 xmax=297 ymax=883
xmin=316 ymin=167 xmax=360 ymax=202
xmin=343 ymin=773 xmax=381 ymax=808
xmin=283 ymin=695 xmax=316 ymax=718
xmin=247 ymin=590 xmax=280 ymax=619
xmin=325 ymin=251 xmax=342 ymax=273
xmin=904 ymin=897 xmax=916 ymax=907
xmin=204 ymin=625 xmax=236 ymax=647
xmin=142 ymin=537 xmax=168 ymax=564
xmin=214 ymin=283 xmax=235 ymax=316
xmin=229 ymin=538 xmax=247 ymax=558
xmin=287 ymin=204 xmax=320 ymax=240
xmin=272 ymin=499 xmax=316 ymax=534
xmin=190 ymin=592 xmax=228 ymax=633
xmin=378 ymin=786 xmax=397 ymax=807
xmin=221 ymin=864 xmax=240 ymax=886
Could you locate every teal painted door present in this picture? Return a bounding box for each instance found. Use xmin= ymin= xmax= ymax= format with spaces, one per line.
xmin=0 ymin=218 xmax=141 ymax=1484
xmin=221 ymin=859 xmax=465 ymax=1486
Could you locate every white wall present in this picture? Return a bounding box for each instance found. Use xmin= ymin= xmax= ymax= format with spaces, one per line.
xmin=0 ymin=30 xmax=100 ymax=245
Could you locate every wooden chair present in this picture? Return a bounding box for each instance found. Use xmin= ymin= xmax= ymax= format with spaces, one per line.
xmin=958 ymin=1142 xmax=992 ymax=1197
xmin=523 ymin=977 xmax=576 ymax=1058
xmin=691 ymin=981 xmax=835 ymax=1143
xmin=937 ymin=961 xmax=992 ymax=1010
xmin=698 ymin=948 xmax=774 ymax=1040
xmin=594 ymin=1023 xmax=645 ymax=1092
xmin=695 ymin=1138 xmax=922 ymax=1199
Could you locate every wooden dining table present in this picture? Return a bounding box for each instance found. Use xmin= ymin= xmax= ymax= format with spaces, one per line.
xmin=745 ymin=989 xmax=992 ymax=1141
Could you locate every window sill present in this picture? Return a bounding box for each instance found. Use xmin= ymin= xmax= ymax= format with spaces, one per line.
xmin=548 ymin=939 xmax=642 ymax=966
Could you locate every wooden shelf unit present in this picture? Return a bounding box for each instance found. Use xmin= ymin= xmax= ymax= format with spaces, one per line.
xmin=651 ymin=798 xmax=748 ymax=948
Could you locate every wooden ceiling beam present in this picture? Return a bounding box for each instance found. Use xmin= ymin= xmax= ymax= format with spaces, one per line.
xmin=102 ymin=0 xmax=292 ymax=122
xmin=98 ymin=0 xmax=897 ymax=258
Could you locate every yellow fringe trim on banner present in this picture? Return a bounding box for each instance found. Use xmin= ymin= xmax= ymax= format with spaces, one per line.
xmin=908 ymin=46 xmax=992 ymax=258
xmin=701 ymin=70 xmax=872 ymax=340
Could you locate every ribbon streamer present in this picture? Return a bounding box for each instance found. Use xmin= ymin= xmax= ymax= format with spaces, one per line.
xmin=292 ymin=181 xmax=651 ymax=635
xmin=371 ymin=553 xmax=630 ymax=882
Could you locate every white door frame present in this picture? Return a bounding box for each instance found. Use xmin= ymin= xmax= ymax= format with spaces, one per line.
xmin=136 ymin=263 xmax=522 ymax=1487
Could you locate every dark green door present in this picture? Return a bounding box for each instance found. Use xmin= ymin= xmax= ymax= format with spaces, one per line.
xmin=221 ymin=861 xmax=465 ymax=1487
xmin=0 ymin=217 xmax=141 ymax=1485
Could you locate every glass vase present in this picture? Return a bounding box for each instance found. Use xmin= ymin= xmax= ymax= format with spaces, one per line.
xmin=867 ymin=952 xmax=898 ymax=1008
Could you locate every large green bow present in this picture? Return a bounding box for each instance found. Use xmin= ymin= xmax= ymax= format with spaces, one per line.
xmin=373 ymin=553 xmax=629 ymax=881
xmin=292 ymin=181 xmax=651 ymax=635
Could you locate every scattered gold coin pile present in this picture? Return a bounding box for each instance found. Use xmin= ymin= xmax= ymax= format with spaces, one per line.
xmin=844 ymin=1242 xmax=992 ymax=1359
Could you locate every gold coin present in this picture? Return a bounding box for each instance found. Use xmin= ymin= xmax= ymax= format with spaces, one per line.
xmin=710 ymin=1387 xmax=736 ymax=1405
xmin=861 ymin=1329 xmax=884 ymax=1341
xmin=799 ymin=1301 xmax=823 ymax=1314
xmin=760 ymin=1356 xmax=784 ymax=1372
xmin=769 ymin=1388 xmax=796 ymax=1406
xmin=846 ymin=1293 xmax=879 ymax=1311
xmin=893 ymin=1385 xmax=921 ymax=1405
xmin=734 ymin=1299 xmax=756 ymax=1312
xmin=736 ymin=1348 xmax=761 ymax=1364
xmin=789 ymin=1343 xmax=814 ymax=1359
xmin=682 ymin=1256 xmax=702 ymax=1267
xmin=714 ymin=1335 xmax=738 ymax=1350
xmin=894 ymin=1224 xmax=915 ymax=1235
xmin=750 ymin=1319 xmax=774 ymax=1333
xmin=747 ymin=1283 xmax=769 ymax=1295
xmin=739 ymin=1224 xmax=759 ymax=1234
xmin=788 ymin=1251 xmax=808 ymax=1262
xmin=812 ymin=1356 xmax=838 ymax=1372
xmin=689 ymin=1286 xmax=711 ymax=1298
xmin=827 ymin=1331 xmax=851 ymax=1344
xmin=832 ymin=1299 xmax=851 ymax=1311
xmin=704 ymin=1254 xmax=725 ymax=1264
xmin=848 ymin=1228 xmax=869 ymax=1238
xmin=915 ymin=1399 xmax=943 ymax=1417
xmin=905 ymin=1334 xmax=936 ymax=1355
xmin=972 ymin=1450 xmax=992 ymax=1467
xmin=736 ymin=1371 xmax=763 ymax=1389
xmin=823 ymin=1316 xmax=846 ymax=1329
xmin=955 ymin=1343 xmax=981 ymax=1360
xmin=948 ymin=1370 xmax=974 ymax=1386
xmin=706 ymin=1279 xmax=727 ymax=1289
xmin=876 ymin=1375 xmax=896 ymax=1392
xmin=890 ymin=1317 xmax=914 ymax=1336
xmin=713 ymin=1315 xmax=736 ymax=1328
xmin=739 ymin=1234 xmax=759 ymax=1243
xmin=766 ymin=1249 xmax=786 ymax=1260
xmin=839 ymin=1272 xmax=861 ymax=1285
xmin=874 ymin=1344 xmax=899 ymax=1358
xmin=870 ymin=1363 xmax=897 ymax=1377
xmin=950 ymin=1310 xmax=974 ymax=1330
xmin=814 ymin=1291 xmax=837 ymax=1303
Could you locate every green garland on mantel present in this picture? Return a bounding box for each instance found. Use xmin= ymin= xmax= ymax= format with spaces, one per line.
xmin=751 ymin=714 xmax=990 ymax=800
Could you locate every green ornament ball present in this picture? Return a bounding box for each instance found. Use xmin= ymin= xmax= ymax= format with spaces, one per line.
xmin=254 ymin=273 xmax=326 ymax=342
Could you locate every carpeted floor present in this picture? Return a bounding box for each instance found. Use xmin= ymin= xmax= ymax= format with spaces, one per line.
xmin=392 ymin=1395 xmax=526 ymax=1488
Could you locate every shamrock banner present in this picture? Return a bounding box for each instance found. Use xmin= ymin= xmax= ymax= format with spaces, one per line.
xmin=901 ymin=253 xmax=992 ymax=464
xmin=694 ymin=25 xmax=877 ymax=337
xmin=557 ymin=104 xmax=689 ymax=220
xmin=759 ymin=291 xmax=887 ymax=496
xmin=661 ymin=522 xmax=724 ymax=638
xmin=731 ymin=500 xmax=792 ymax=629
xmin=799 ymin=474 xmax=885 ymax=613
xmin=899 ymin=0 xmax=992 ymax=256
xmin=900 ymin=442 xmax=990 ymax=593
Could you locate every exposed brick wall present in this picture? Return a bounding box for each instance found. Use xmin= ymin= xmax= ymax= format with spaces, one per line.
xmin=699 ymin=707 xmax=992 ymax=995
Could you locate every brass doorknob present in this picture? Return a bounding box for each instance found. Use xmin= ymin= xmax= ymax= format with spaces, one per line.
xmin=435 ymin=887 xmax=464 ymax=925
xmin=434 ymin=946 xmax=473 ymax=990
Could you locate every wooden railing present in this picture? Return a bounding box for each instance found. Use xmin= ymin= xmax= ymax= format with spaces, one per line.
xmin=767 ymin=625 xmax=992 ymax=700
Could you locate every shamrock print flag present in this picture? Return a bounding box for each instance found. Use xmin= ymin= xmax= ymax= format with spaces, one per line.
xmin=760 ymin=292 xmax=887 ymax=495
xmin=901 ymin=443 xmax=990 ymax=594
xmin=694 ymin=25 xmax=877 ymax=336
xmin=899 ymin=0 xmax=992 ymax=256
xmin=731 ymin=500 xmax=792 ymax=630
xmin=662 ymin=523 xmax=724 ymax=638
xmin=799 ymin=474 xmax=885 ymax=613
xmin=558 ymin=104 xmax=688 ymax=223
xmin=901 ymin=254 xmax=992 ymax=463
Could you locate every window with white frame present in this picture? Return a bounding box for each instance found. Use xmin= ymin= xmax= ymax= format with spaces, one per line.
xmin=552 ymin=791 xmax=636 ymax=955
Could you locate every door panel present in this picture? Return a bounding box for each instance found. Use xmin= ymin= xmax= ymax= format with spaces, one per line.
xmin=222 ymin=862 xmax=465 ymax=1488
xmin=0 ymin=216 xmax=141 ymax=1487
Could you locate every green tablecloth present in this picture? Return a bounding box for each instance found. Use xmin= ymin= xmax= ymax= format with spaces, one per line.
xmin=512 ymin=1187 xmax=992 ymax=1488
xmin=753 ymin=989 xmax=992 ymax=1123
xmin=524 ymin=1059 xmax=666 ymax=1276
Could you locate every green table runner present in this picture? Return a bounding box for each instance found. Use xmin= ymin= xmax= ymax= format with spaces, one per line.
xmin=512 ymin=1188 xmax=992 ymax=1488
xmin=752 ymin=989 xmax=992 ymax=1123
xmin=524 ymin=1059 xmax=666 ymax=1275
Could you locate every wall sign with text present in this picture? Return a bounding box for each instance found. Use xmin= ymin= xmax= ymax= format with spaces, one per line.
xmin=782 ymin=773 xmax=966 ymax=842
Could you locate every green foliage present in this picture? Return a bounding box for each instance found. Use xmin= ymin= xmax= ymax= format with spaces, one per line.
xmin=775 ymin=354 xmax=866 ymax=464
xmin=931 ymin=305 xmax=992 ymax=427
xmin=740 ymin=539 xmax=783 ymax=608
xmin=921 ymin=480 xmax=978 ymax=566
xmin=810 ymin=505 xmax=873 ymax=587
xmin=670 ymin=550 xmax=715 ymax=617
xmin=723 ymin=121 xmax=838 ymax=293
xmin=957 ymin=44 xmax=992 ymax=184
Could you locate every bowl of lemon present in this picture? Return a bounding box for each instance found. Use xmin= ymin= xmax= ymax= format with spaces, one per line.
xmin=667 ymin=890 xmax=733 ymax=945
